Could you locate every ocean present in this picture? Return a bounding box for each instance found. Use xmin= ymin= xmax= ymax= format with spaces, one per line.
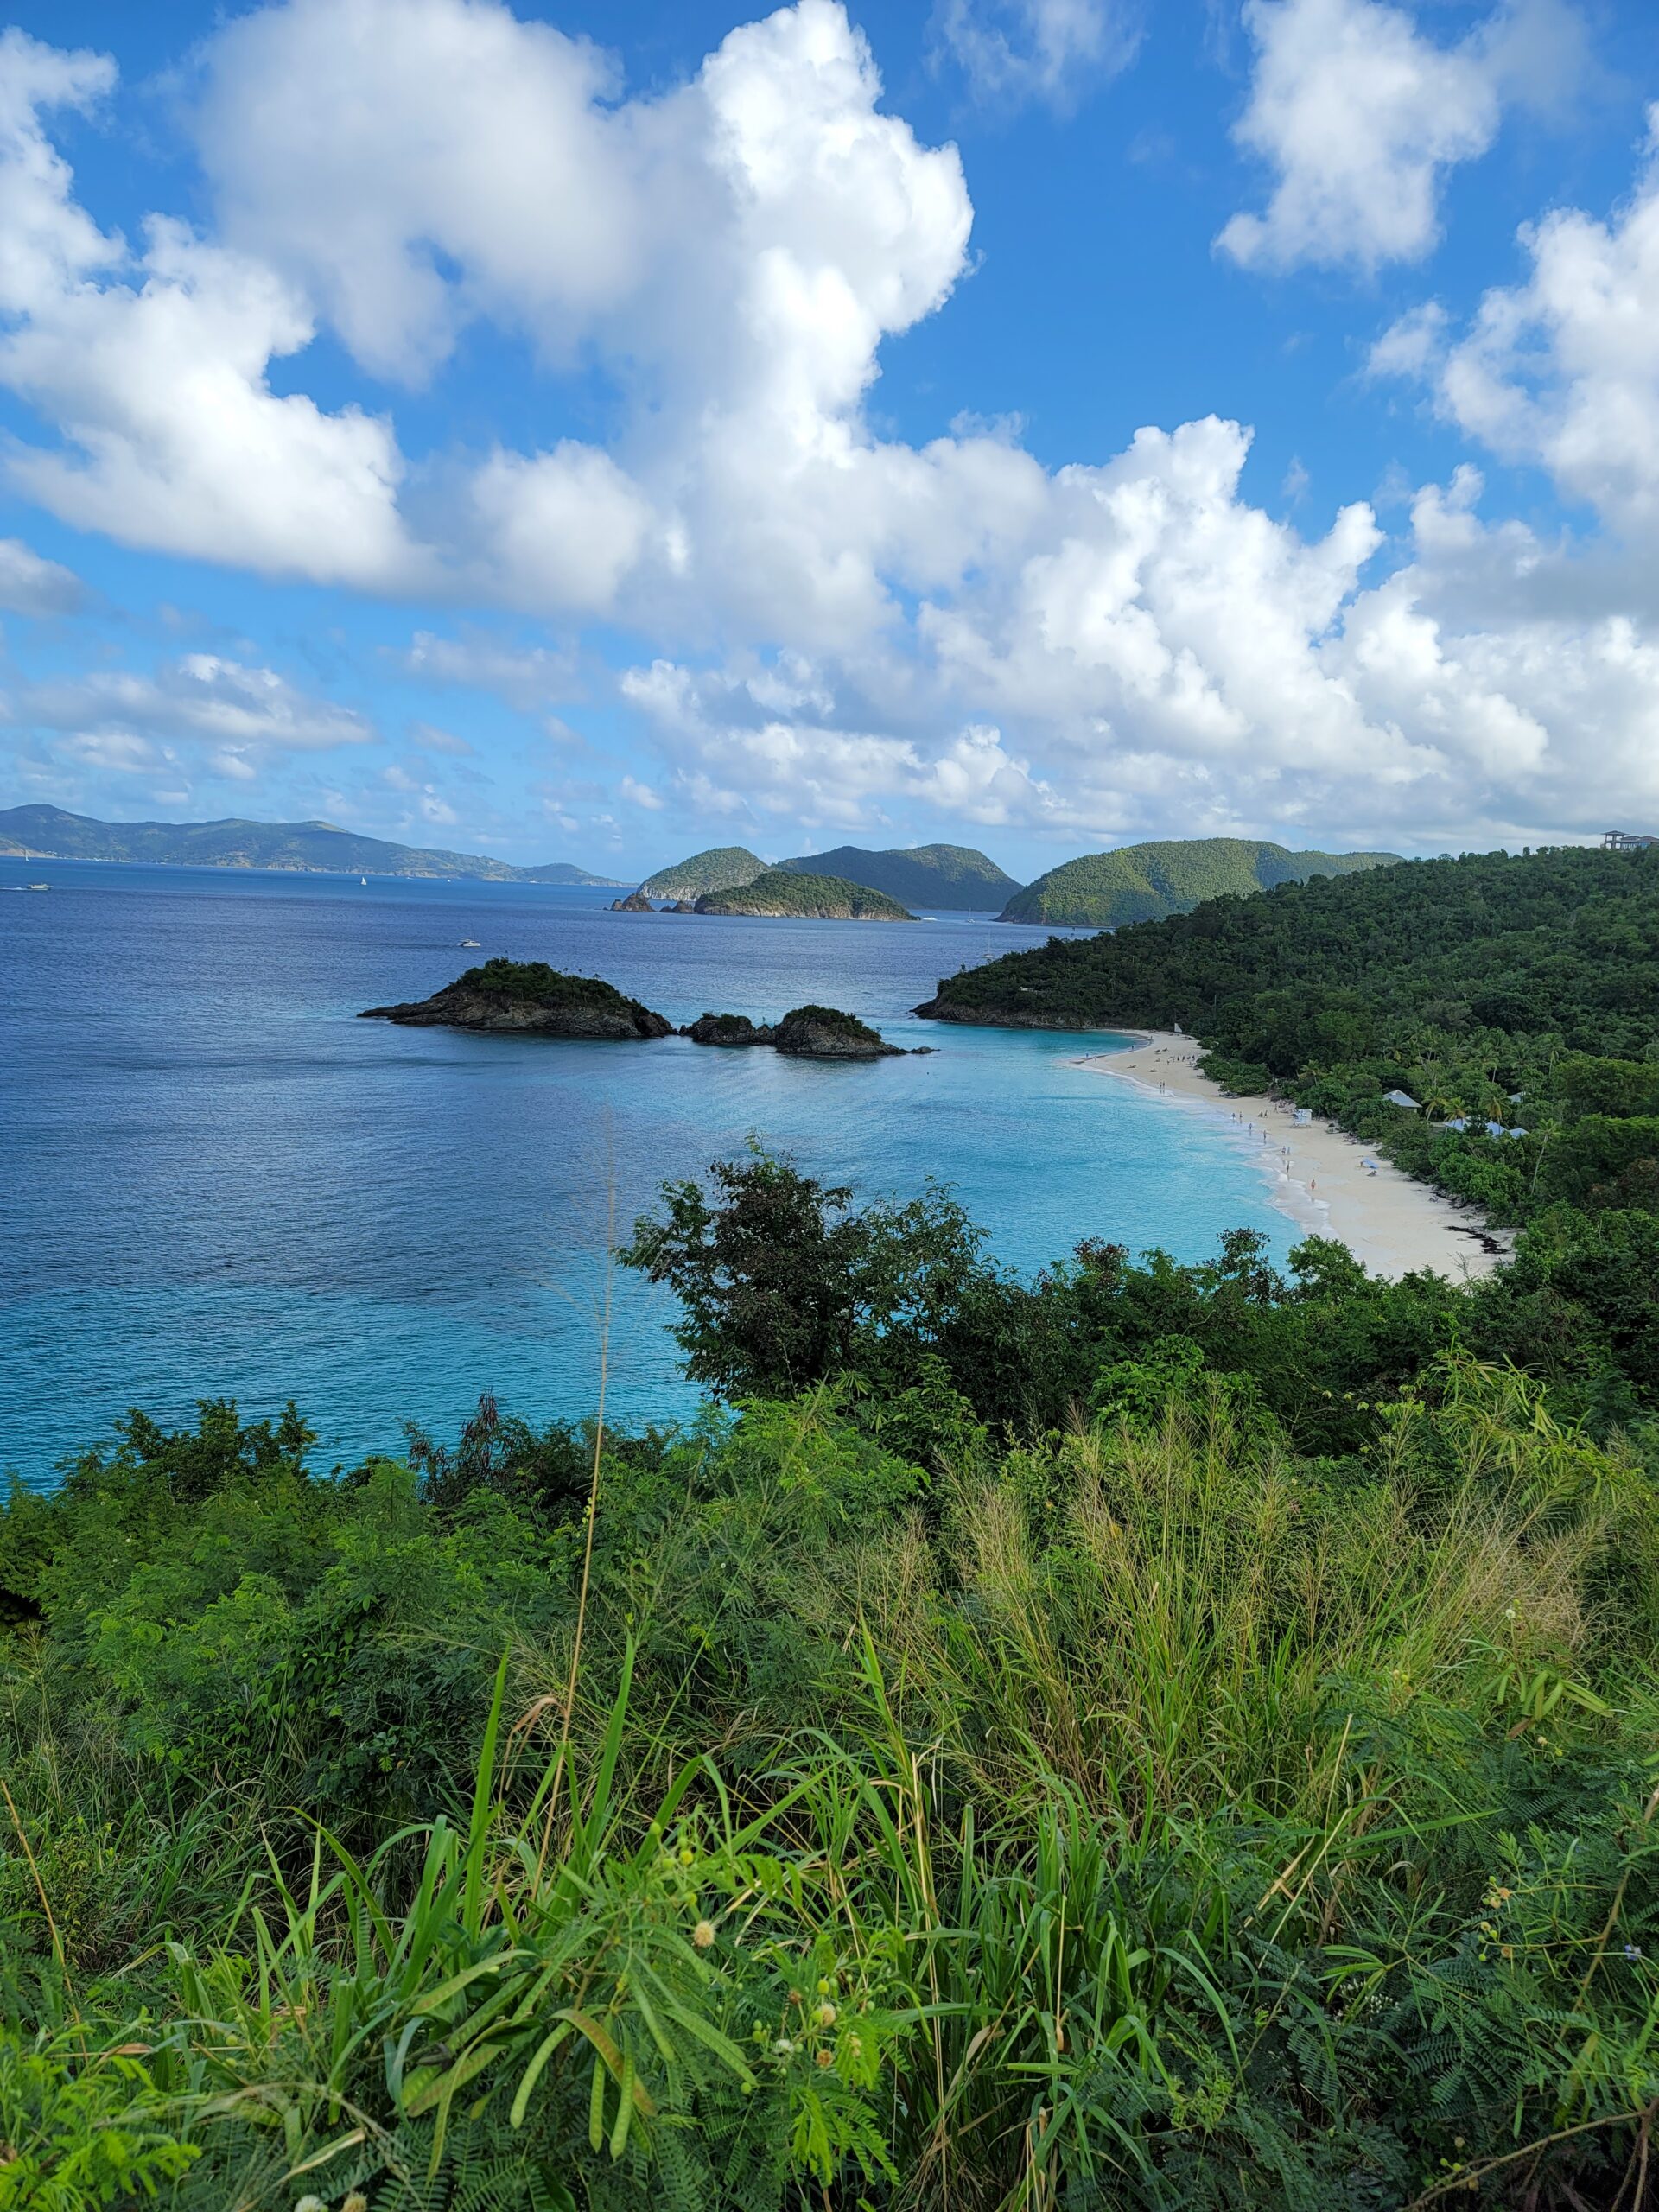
xmin=0 ymin=858 xmax=1299 ymax=1485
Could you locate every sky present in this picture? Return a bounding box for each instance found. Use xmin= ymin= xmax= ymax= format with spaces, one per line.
xmin=0 ymin=0 xmax=1656 ymax=878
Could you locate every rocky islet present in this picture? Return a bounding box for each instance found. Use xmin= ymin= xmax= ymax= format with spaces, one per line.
xmin=360 ymin=958 xmax=673 ymax=1040
xmin=362 ymin=962 xmax=915 ymax=1058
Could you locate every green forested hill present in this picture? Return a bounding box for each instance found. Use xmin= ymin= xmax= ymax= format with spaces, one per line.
xmin=0 ymin=804 xmax=620 ymax=883
xmin=926 ymin=847 xmax=1656 ymax=1046
xmin=639 ymin=844 xmax=763 ymax=898
xmin=924 ymin=843 xmax=1659 ymax=1230
xmin=778 ymin=841 xmax=1019 ymax=909
xmin=696 ymin=867 xmax=915 ymax=918
xmin=999 ymin=836 xmax=1397 ymax=926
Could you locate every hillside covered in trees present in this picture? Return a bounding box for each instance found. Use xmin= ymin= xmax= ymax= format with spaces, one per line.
xmin=927 ymin=843 xmax=1659 ymax=1233
xmin=695 ymin=867 xmax=915 ymax=918
xmin=997 ymin=836 xmax=1398 ymax=927
xmin=777 ymin=841 xmax=1020 ymax=910
xmin=638 ymin=844 xmax=764 ymax=898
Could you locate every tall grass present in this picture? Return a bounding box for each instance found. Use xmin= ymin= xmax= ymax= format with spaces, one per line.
xmin=4 ymin=1357 xmax=1658 ymax=2207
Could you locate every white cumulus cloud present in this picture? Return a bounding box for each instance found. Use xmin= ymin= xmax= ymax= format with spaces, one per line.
xmin=1219 ymin=0 xmax=1501 ymax=273
xmin=15 ymin=655 xmax=376 ymax=753
xmin=0 ymin=29 xmax=418 ymax=588
xmin=1377 ymin=106 xmax=1659 ymax=538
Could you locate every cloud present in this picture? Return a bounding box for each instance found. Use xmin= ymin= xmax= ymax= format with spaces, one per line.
xmin=2 ymin=2 xmax=1656 ymax=855
xmin=616 ymin=399 xmax=1659 ymax=849
xmin=407 ymin=718 xmax=475 ymax=757
xmin=470 ymin=445 xmax=652 ymax=615
xmin=54 ymin=730 xmax=158 ymax=774
xmin=0 ymin=28 xmax=118 ymax=299
xmin=1217 ymin=0 xmax=1502 ymax=273
xmin=195 ymin=0 xmax=976 ymax=627
xmin=7 ymin=2 xmax=984 ymax=633
xmin=0 ymin=220 xmax=418 ymax=587
xmin=397 ymin=630 xmax=576 ymax=711
xmin=0 ymin=30 xmax=418 ymax=588
xmin=15 ymin=654 xmax=376 ymax=753
xmin=198 ymin=0 xmax=632 ymax=385
xmin=931 ymin=0 xmax=1140 ymax=112
xmin=1366 ymin=299 xmax=1450 ymax=380
xmin=1375 ymin=106 xmax=1659 ymax=537
xmin=0 ymin=535 xmax=84 ymax=613
xmin=621 ymin=656 xmax=1059 ymax=831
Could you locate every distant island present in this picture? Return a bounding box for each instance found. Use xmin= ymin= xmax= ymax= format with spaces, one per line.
xmin=998 ymin=837 xmax=1399 ymax=928
xmin=693 ymin=868 xmax=916 ymax=920
xmin=775 ymin=842 xmax=1020 ymax=911
xmin=639 ymin=845 xmax=764 ymax=899
xmin=630 ymin=841 xmax=1016 ymax=912
xmin=623 ymin=835 xmax=1398 ymax=929
xmin=0 ymin=804 xmax=623 ymax=886
xmin=359 ymin=961 xmax=908 ymax=1056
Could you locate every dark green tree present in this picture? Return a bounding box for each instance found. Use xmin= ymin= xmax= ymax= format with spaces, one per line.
xmin=619 ymin=1147 xmax=985 ymax=1400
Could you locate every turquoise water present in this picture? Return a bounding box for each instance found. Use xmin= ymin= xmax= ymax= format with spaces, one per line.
xmin=0 ymin=859 xmax=1296 ymax=1483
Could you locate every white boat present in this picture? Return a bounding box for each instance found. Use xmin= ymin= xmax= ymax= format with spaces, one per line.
xmin=360 ymin=876 xmax=368 ymax=885
xmin=459 ymin=937 xmax=480 ymax=947
xmin=26 ymin=881 xmax=48 ymax=891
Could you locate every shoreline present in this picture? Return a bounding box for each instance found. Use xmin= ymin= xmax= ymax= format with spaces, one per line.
xmin=1081 ymin=1031 xmax=1511 ymax=1281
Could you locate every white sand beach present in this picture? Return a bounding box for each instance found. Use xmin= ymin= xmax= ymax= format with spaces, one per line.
xmin=1080 ymin=1032 xmax=1512 ymax=1281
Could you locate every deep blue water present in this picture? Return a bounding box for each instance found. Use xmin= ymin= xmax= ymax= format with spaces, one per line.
xmin=1 ymin=858 xmax=1296 ymax=1484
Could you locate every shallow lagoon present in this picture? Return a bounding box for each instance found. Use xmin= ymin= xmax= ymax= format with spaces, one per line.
xmin=1 ymin=860 xmax=1298 ymax=1482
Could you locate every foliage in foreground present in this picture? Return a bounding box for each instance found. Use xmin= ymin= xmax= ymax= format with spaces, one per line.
xmin=6 ymin=1226 xmax=1659 ymax=2209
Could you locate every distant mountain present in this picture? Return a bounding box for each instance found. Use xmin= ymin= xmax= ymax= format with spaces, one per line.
xmin=999 ymin=839 xmax=1401 ymax=928
xmin=0 ymin=805 xmax=624 ymax=885
xmin=695 ymin=868 xmax=915 ymax=920
xmin=638 ymin=845 xmax=764 ymax=899
xmin=776 ymin=842 xmax=1020 ymax=911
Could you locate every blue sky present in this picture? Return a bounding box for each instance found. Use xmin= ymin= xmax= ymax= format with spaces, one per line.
xmin=0 ymin=0 xmax=1656 ymax=878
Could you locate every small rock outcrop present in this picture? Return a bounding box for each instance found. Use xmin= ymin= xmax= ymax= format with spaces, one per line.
xmin=361 ymin=958 xmax=672 ymax=1039
xmin=773 ymin=1004 xmax=902 ymax=1058
xmin=610 ymin=888 xmax=653 ymax=912
xmin=683 ymin=1012 xmax=777 ymax=1046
